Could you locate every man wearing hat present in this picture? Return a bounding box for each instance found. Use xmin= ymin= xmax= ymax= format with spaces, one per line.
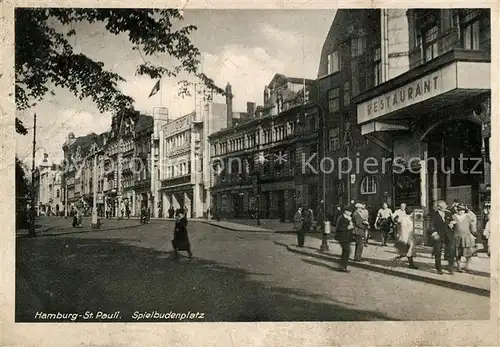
xmin=335 ymin=207 xmax=355 ymax=272
xmin=352 ymin=203 xmax=367 ymax=261
xmin=429 ymin=200 xmax=456 ymax=275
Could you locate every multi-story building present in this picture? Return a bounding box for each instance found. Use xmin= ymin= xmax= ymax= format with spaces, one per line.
xmin=62 ymin=132 xmax=100 ymax=215
xmin=318 ymin=9 xmax=490 ymax=222
xmin=36 ymin=153 xmax=63 ymax=216
xmin=209 ymin=74 xmax=318 ymax=220
xmin=62 ymin=111 xmax=156 ymax=218
xmin=157 ymin=84 xmax=231 ymax=218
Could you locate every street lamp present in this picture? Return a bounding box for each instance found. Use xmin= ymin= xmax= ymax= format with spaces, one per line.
xmin=91 ymin=150 xmax=102 ymax=229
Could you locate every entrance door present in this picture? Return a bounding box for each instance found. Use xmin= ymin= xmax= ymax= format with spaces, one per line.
xmin=425 ymin=119 xmax=482 ymax=210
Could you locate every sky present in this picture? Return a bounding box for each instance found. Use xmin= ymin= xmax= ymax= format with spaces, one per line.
xmin=16 ymin=9 xmax=336 ymax=166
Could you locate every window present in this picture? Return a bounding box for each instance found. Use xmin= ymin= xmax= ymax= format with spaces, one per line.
xmin=415 ymin=10 xmax=440 ymax=62
xmin=460 ymin=10 xmax=490 ymax=51
xmin=351 ymin=37 xmax=366 ymax=57
xmin=328 ymin=127 xmax=341 ymax=151
xmin=327 ymin=50 xmax=340 ymax=74
xmin=373 ymin=47 xmax=382 ymax=86
xmin=343 ymin=82 xmax=351 ymax=106
xmin=360 ymin=176 xmax=377 ymax=195
xmin=328 ymin=88 xmax=340 ymax=113
xmin=56 ymin=189 xmax=60 ymax=198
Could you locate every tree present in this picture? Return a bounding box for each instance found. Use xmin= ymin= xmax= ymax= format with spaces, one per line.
xmin=15 ymin=8 xmax=224 ymax=120
xmin=15 ymin=155 xmax=31 ymax=229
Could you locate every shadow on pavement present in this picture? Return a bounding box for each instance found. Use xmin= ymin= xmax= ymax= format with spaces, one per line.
xmin=274 ymin=241 xmax=490 ymax=298
xmin=16 ymin=235 xmax=395 ymax=322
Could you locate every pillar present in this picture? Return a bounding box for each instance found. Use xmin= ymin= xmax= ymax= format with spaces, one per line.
xmin=420 ymin=150 xmax=428 ymax=210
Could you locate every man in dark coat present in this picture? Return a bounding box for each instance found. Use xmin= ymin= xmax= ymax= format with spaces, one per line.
xmin=172 ymin=210 xmax=192 ymax=259
xmin=335 ymin=208 xmax=354 ymax=272
xmin=352 ymin=203 xmax=367 ymax=261
xmin=429 ymin=200 xmax=456 ymax=275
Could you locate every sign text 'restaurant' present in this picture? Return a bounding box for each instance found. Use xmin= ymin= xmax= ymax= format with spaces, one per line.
xmin=366 ymin=75 xmax=439 ymax=118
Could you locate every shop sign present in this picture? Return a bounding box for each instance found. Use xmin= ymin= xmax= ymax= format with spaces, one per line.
xmin=357 ymin=64 xmax=457 ymax=124
xmin=413 ymin=208 xmax=424 ymax=236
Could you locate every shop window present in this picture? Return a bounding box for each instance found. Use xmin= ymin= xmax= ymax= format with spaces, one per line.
xmin=329 ymin=127 xmax=341 ymax=151
xmin=360 ymin=176 xmax=377 ymax=195
xmin=327 ymin=50 xmax=340 ymax=74
xmin=351 ymin=37 xmax=366 ymax=57
xmin=328 ymin=88 xmax=340 ymax=113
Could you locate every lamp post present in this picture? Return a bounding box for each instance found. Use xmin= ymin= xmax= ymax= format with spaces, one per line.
xmin=91 ymin=150 xmax=101 ymax=228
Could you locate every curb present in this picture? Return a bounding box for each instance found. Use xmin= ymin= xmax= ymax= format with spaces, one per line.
xmin=200 ymin=221 xmax=272 ymax=233
xmin=285 ymin=244 xmax=490 ymax=297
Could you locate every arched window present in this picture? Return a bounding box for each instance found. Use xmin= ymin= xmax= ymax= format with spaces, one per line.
xmin=360 ymin=176 xmax=377 ymax=195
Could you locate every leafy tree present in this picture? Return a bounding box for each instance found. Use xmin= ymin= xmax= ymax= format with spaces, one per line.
xmin=15 ymin=8 xmax=224 ymax=119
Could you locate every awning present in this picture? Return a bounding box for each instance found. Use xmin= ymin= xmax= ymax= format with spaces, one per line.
xmin=356 ymin=60 xmax=490 ymax=134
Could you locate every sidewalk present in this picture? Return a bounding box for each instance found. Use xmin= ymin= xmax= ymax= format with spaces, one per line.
xmin=283 ymin=237 xmax=490 ymax=295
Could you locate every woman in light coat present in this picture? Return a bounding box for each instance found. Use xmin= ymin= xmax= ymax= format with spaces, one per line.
xmin=394 ymin=214 xmax=418 ymax=269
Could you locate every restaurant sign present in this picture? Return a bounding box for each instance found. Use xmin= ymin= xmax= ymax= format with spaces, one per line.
xmin=357 ymin=63 xmax=457 ymax=124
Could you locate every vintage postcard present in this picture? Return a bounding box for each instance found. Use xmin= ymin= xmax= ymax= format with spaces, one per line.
xmin=1 ymin=0 xmax=498 ymax=346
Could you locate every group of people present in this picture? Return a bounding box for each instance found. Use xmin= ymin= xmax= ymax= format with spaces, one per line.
xmin=429 ymin=200 xmax=487 ymax=274
xmin=302 ymin=198 xmax=487 ymax=275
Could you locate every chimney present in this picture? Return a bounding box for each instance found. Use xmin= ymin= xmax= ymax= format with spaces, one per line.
xmin=225 ymin=82 xmax=233 ymax=127
xmin=247 ymin=102 xmax=256 ymax=119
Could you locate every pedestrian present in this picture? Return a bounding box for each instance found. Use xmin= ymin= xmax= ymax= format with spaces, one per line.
xmin=452 ymin=204 xmax=477 ymax=272
xmin=293 ymin=206 xmax=304 ymax=247
xmin=335 ymin=207 xmax=355 ymax=272
xmin=483 ymin=219 xmax=491 ymax=258
xmin=449 ymin=199 xmax=460 ymax=215
xmin=375 ymin=202 xmax=393 ymax=246
xmin=126 ymin=205 xmax=131 ymax=219
xmin=429 ymin=200 xmax=456 ymax=275
xmin=352 ymin=203 xmax=367 ymax=261
xmin=171 ymin=209 xmax=193 ymax=259
xmin=360 ymin=202 xmax=370 ymax=246
xmin=332 ymin=205 xmax=342 ymax=226
xmin=392 ymin=203 xmax=408 ymax=239
xmin=482 ymin=202 xmax=491 ymax=255
xmin=393 ymin=214 xmax=418 ymax=269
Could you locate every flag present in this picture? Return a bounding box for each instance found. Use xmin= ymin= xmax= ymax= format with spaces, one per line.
xmin=148 ymin=80 xmax=161 ymax=98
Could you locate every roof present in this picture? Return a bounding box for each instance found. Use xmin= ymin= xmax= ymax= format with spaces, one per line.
xmin=134 ymin=114 xmax=154 ymax=134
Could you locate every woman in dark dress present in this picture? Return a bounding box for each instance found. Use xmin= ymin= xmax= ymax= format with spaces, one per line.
xmin=172 ymin=209 xmax=192 ymax=259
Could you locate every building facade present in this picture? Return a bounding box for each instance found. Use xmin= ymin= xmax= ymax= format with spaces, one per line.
xmin=36 ymin=153 xmax=63 ymax=216
xmin=317 ymin=9 xmax=490 ymax=224
xmin=157 ymin=85 xmax=230 ymax=219
xmin=62 ymin=111 xmax=156 ymax=218
xmin=209 ymin=74 xmax=318 ymax=220
xmin=354 ymin=8 xmax=490 ymax=212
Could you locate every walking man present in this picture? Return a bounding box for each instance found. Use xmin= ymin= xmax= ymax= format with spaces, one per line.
xmin=335 ymin=207 xmax=354 ymax=272
xmin=352 ymin=203 xmax=366 ymax=261
xmin=429 ymin=200 xmax=456 ymax=275
xmin=293 ymin=206 xmax=304 ymax=247
xmin=375 ymin=202 xmax=393 ymax=246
